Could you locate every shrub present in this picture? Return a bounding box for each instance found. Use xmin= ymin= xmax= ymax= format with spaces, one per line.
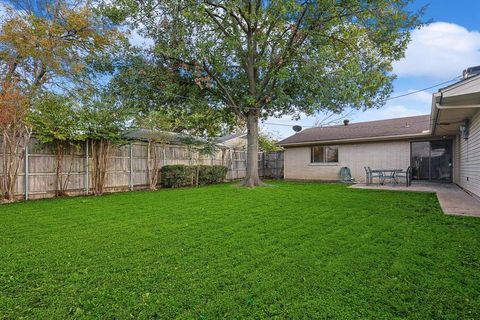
xmin=197 ymin=165 xmax=228 ymax=185
xmin=160 ymin=165 xmax=227 ymax=188
xmin=160 ymin=165 xmax=196 ymax=188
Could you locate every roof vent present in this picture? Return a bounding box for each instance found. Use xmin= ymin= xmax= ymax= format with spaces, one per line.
xmin=463 ymin=66 xmax=480 ymax=79
xmin=343 ymin=119 xmax=350 ymax=126
xmin=292 ymin=125 xmax=302 ymax=132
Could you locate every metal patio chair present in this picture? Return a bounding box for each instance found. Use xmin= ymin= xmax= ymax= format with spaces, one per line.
xmin=380 ymin=169 xmax=396 ymax=185
xmin=395 ymin=166 xmax=412 ymax=187
xmin=364 ymin=167 xmax=383 ymax=185
xmin=364 ymin=167 xmax=371 ymax=185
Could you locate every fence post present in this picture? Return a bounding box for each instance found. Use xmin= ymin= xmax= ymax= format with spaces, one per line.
xmin=129 ymin=143 xmax=133 ymax=191
xmin=263 ymin=152 xmax=266 ymax=178
xmin=276 ymin=152 xmax=279 ymax=179
xmin=24 ymin=142 xmax=29 ymax=200
xmin=163 ymin=146 xmax=167 ymax=166
xmin=85 ymin=139 xmax=89 ymax=195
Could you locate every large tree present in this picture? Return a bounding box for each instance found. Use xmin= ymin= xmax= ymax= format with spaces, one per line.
xmin=108 ymin=0 xmax=422 ymax=186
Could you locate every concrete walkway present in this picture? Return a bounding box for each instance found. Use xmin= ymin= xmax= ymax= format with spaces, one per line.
xmin=351 ymin=182 xmax=480 ymax=217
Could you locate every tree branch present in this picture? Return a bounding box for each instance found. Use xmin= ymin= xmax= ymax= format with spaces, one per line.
xmin=204 ymin=8 xmax=231 ymax=37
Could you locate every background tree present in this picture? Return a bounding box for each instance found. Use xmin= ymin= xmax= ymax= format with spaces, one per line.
xmin=28 ymin=93 xmax=84 ymax=196
xmin=107 ymin=0 xmax=423 ymax=187
xmin=259 ymin=131 xmax=282 ymax=152
xmin=0 ymin=0 xmax=122 ymax=98
xmin=0 ymin=81 xmax=30 ymax=201
xmin=109 ymin=52 xmax=237 ymax=137
xmin=81 ymin=92 xmax=130 ymax=195
xmin=0 ymin=0 xmax=123 ymax=200
xmin=134 ymin=110 xmax=177 ymax=190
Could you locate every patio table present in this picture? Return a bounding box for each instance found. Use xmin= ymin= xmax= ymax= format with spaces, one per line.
xmin=370 ymin=169 xmax=404 ymax=185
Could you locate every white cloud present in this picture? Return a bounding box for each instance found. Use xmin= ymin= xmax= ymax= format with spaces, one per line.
xmin=351 ymin=105 xmax=425 ymax=123
xmin=393 ymin=22 xmax=480 ymax=79
xmin=399 ymin=90 xmax=432 ymax=104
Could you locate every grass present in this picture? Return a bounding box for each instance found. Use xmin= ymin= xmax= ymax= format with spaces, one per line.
xmin=1 ymin=181 xmax=480 ymax=319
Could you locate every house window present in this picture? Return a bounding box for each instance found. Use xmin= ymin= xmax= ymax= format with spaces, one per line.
xmin=311 ymin=146 xmax=338 ymax=163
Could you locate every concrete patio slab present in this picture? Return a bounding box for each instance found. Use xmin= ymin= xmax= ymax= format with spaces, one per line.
xmin=351 ymin=182 xmax=480 ymax=217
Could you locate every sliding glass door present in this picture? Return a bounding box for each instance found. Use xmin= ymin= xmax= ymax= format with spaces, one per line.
xmin=411 ymin=140 xmax=452 ymax=182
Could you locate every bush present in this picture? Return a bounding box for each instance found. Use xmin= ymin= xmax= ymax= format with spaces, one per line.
xmin=160 ymin=165 xmax=227 ymax=188
xmin=160 ymin=165 xmax=196 ymax=188
xmin=197 ymin=165 xmax=228 ymax=186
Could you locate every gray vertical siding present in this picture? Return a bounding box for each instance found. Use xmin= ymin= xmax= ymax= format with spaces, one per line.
xmin=458 ymin=109 xmax=480 ymax=198
xmin=453 ymin=134 xmax=461 ymax=185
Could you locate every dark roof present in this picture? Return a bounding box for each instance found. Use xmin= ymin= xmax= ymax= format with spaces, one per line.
xmin=217 ymin=132 xmax=247 ymax=143
xmin=124 ymin=128 xmax=229 ymax=148
xmin=279 ymin=115 xmax=431 ymax=145
xmin=124 ymin=129 xmax=183 ymax=144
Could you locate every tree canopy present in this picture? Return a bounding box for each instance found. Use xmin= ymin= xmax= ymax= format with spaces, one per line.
xmin=109 ymin=52 xmax=237 ymax=137
xmin=0 ymin=0 xmax=123 ymax=98
xmin=28 ymin=93 xmax=83 ymax=145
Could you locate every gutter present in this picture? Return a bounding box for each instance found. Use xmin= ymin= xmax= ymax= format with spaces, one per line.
xmin=435 ymin=103 xmax=480 ymax=109
xmin=279 ymin=132 xmax=432 ymax=147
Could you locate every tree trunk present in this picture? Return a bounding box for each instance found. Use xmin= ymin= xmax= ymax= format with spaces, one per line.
xmin=147 ymin=140 xmax=160 ymax=190
xmin=0 ymin=128 xmax=30 ymax=201
xmin=90 ymin=139 xmax=111 ymax=195
xmin=61 ymin=148 xmax=76 ymax=196
xmin=242 ymin=110 xmax=263 ymax=187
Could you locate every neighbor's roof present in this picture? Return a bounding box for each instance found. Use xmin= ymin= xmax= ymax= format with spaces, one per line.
xmin=279 ymin=115 xmax=432 ymax=146
xmin=216 ymin=132 xmax=247 ymax=143
xmin=125 ymin=128 xmax=229 ymax=148
xmin=125 ymin=128 xmax=183 ymax=144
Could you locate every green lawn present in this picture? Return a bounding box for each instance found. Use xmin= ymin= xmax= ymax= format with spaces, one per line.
xmin=1 ymin=181 xmax=480 ymax=319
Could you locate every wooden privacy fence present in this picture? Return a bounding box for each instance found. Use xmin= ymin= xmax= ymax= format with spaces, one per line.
xmin=1 ymin=138 xmax=284 ymax=200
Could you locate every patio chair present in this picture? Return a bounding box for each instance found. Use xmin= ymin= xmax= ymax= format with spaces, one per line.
xmin=364 ymin=167 xmax=383 ymax=185
xmin=395 ymin=166 xmax=412 ymax=187
xmin=364 ymin=167 xmax=370 ymax=185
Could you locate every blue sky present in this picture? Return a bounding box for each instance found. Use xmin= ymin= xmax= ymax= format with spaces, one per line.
xmin=265 ymin=1 xmax=480 ymax=138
